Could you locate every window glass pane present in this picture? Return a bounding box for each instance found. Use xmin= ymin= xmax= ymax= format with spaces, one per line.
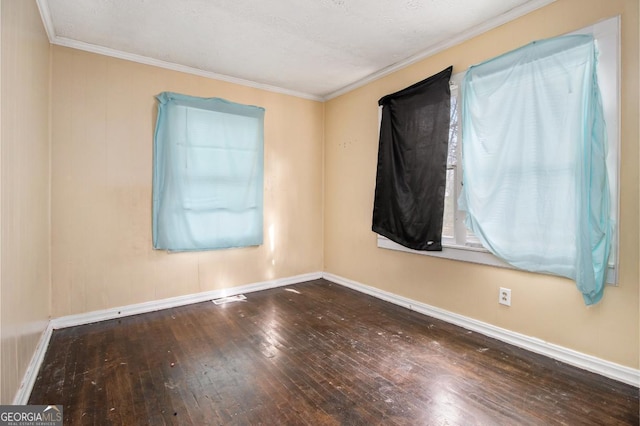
xmin=442 ymin=92 xmax=459 ymax=241
xmin=443 ymin=168 xmax=455 ymax=239
xmin=447 ymin=94 xmax=458 ymax=166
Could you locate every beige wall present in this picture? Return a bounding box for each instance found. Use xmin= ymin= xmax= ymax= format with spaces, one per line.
xmin=324 ymin=0 xmax=640 ymax=368
xmin=50 ymin=47 xmax=324 ymax=317
xmin=0 ymin=0 xmax=51 ymax=403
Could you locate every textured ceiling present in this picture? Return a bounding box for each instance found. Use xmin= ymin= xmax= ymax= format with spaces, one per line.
xmin=38 ymin=0 xmax=554 ymax=100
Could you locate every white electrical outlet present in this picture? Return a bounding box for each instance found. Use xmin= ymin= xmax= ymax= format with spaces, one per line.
xmin=499 ymin=287 xmax=511 ymax=306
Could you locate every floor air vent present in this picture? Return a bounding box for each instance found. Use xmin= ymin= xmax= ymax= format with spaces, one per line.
xmin=212 ymin=294 xmax=247 ymax=305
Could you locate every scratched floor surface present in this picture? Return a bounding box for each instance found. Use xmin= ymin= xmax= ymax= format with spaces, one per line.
xmin=29 ymin=279 xmax=639 ymax=425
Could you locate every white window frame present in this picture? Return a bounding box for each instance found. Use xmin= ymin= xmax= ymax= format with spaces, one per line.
xmin=377 ymin=16 xmax=620 ymax=285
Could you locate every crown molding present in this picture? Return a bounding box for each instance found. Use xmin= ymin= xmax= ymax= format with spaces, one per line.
xmin=36 ymin=0 xmax=557 ymax=101
xmin=52 ymin=37 xmax=325 ymax=102
xmin=35 ymin=0 xmax=55 ymax=43
xmin=34 ymin=0 xmax=323 ymax=102
xmin=323 ymin=0 xmax=557 ymax=100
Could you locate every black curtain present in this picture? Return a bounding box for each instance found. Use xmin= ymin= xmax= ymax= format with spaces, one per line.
xmin=372 ymin=66 xmax=452 ymax=251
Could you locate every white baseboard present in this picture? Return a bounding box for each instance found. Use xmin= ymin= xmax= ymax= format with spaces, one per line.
xmin=12 ymin=322 xmax=54 ymax=405
xmin=322 ymin=272 xmax=640 ymax=388
xmin=51 ymin=272 xmax=322 ymax=329
xmin=14 ymin=271 xmax=322 ymax=404
xmin=15 ymin=269 xmax=638 ymax=405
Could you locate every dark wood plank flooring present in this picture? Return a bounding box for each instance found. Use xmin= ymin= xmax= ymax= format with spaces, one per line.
xmin=29 ymin=279 xmax=639 ymax=425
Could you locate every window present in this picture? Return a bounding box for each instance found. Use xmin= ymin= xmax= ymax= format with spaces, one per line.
xmin=442 ymin=76 xmax=482 ymax=249
xmin=372 ymin=67 xmax=453 ymax=251
xmin=378 ymin=17 xmax=619 ymax=285
xmin=153 ymin=92 xmax=265 ymax=252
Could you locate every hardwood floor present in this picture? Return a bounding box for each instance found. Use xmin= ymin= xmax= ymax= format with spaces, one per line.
xmin=29 ymin=279 xmax=639 ymax=425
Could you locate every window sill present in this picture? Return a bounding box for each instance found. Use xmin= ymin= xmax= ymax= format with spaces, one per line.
xmin=376 ymin=235 xmax=617 ymax=285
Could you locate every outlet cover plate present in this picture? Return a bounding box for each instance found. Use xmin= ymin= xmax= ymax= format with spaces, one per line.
xmin=499 ymin=287 xmax=511 ymax=306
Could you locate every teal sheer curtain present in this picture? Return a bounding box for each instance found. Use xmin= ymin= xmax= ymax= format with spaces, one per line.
xmin=459 ymin=35 xmax=611 ymax=305
xmin=153 ymin=92 xmax=265 ymax=251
